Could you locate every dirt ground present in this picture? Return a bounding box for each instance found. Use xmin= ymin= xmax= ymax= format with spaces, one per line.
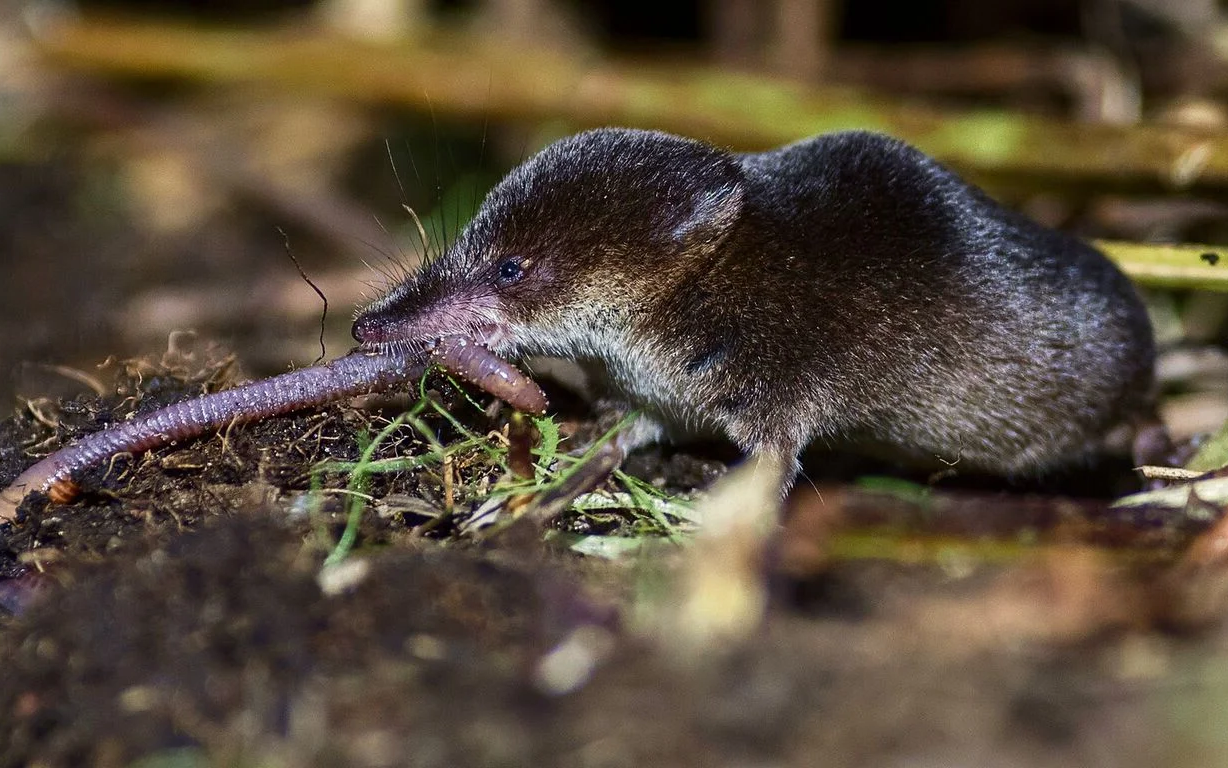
xmin=3 ymin=341 xmax=1228 ymax=768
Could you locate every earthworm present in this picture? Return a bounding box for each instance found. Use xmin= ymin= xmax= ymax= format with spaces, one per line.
xmin=0 ymin=339 xmax=548 ymax=521
xmin=0 ymin=349 xmax=428 ymax=520
xmin=431 ymin=336 xmax=549 ymax=417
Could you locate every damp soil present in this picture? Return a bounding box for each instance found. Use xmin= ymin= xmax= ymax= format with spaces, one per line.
xmin=2 ymin=348 xmax=1227 ymax=768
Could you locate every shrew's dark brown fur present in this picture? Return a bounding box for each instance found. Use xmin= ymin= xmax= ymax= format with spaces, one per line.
xmin=354 ymin=128 xmax=1157 ymax=486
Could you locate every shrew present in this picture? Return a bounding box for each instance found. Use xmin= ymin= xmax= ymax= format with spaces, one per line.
xmin=353 ymin=128 xmax=1163 ymax=488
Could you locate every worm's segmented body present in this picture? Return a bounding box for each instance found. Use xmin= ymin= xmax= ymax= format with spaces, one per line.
xmin=1 ymin=350 xmax=426 ymax=519
xmin=432 ymin=336 xmax=548 ymax=416
xmin=1 ymin=340 xmax=550 ymax=521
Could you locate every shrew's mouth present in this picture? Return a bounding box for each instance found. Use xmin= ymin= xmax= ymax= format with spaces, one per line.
xmin=354 ymin=322 xmax=510 ymax=358
xmin=470 ymin=323 xmax=509 ymax=350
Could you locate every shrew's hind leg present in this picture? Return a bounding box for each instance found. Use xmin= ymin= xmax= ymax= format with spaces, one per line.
xmin=731 ymin=433 xmax=803 ymax=500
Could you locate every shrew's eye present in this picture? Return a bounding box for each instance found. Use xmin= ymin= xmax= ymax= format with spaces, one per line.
xmin=495 ymin=258 xmax=525 ymax=287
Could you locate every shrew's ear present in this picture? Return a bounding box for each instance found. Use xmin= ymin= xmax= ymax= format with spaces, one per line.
xmin=670 ymin=171 xmax=745 ymax=252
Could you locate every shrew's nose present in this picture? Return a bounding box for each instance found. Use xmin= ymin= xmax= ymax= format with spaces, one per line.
xmin=351 ymin=311 xmax=387 ymax=344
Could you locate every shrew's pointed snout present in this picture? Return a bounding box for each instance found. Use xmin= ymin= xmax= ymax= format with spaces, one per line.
xmin=350 ymin=311 xmax=383 ymax=344
xmin=352 ymin=271 xmax=507 ymax=349
xmin=352 ymin=272 xmax=444 ymax=346
xmin=352 ymin=303 xmax=408 ymax=345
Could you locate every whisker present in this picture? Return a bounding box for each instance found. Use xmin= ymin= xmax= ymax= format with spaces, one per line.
xmin=385 ymin=138 xmax=409 ymax=205
xmin=402 ymin=204 xmax=432 ymax=266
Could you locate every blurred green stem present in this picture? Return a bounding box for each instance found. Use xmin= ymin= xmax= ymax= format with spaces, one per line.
xmin=31 ymin=16 xmax=1228 ymax=190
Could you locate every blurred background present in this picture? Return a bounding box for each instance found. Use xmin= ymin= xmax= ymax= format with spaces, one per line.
xmin=1 ymin=0 xmax=1227 ymax=439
